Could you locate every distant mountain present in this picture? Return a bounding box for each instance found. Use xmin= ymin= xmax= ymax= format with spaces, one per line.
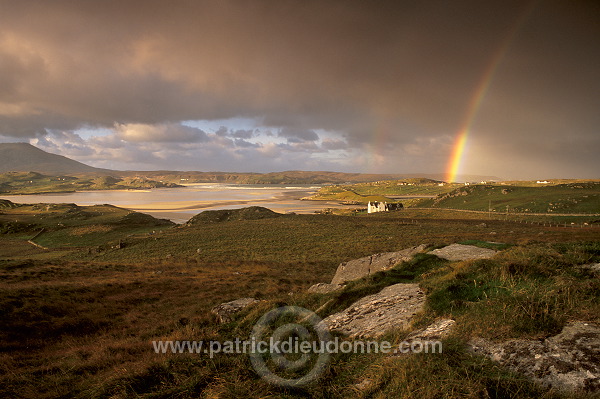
xmin=132 ymin=170 xmax=502 ymax=184
xmin=0 ymin=143 xmax=111 ymax=175
xmin=0 ymin=142 xmax=501 ymax=182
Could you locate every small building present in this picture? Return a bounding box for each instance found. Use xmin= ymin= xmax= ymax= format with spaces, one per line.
xmin=367 ymin=201 xmax=402 ymax=214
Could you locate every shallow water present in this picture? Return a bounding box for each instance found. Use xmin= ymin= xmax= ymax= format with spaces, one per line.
xmin=0 ymin=184 xmax=355 ymax=223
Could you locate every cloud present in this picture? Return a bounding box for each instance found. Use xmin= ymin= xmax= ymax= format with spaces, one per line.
xmin=0 ymin=1 xmax=597 ymax=177
xmin=115 ymin=123 xmax=209 ymax=143
xmin=321 ymin=138 xmax=349 ymax=151
xmin=234 ymin=138 xmax=260 ymax=148
xmin=278 ymin=128 xmax=320 ymax=143
xmin=231 ymin=129 xmax=254 ymax=139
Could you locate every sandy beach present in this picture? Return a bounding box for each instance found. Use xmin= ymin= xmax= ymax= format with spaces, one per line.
xmin=0 ymin=185 xmax=359 ymax=223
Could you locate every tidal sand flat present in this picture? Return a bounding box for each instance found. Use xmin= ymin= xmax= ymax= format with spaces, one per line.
xmin=0 ymin=184 xmax=355 ymax=223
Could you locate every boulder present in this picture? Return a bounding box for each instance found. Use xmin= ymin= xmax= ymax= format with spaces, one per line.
xmin=331 ymin=244 xmax=429 ymax=285
xmin=320 ymin=283 xmax=426 ymax=338
xmin=307 ymin=283 xmax=342 ymax=294
xmin=469 ymin=322 xmax=600 ymax=393
xmin=429 ymin=243 xmax=497 ymax=262
xmin=211 ymin=297 xmax=260 ymax=323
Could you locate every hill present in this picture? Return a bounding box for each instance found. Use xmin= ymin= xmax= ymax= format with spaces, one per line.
xmin=306 ymin=178 xmax=457 ymax=202
xmin=417 ymin=182 xmax=600 ymax=214
xmin=134 ymin=170 xmax=501 ymax=185
xmin=0 ymin=143 xmax=111 ymax=175
xmin=0 ymin=143 xmax=500 ymax=183
xmin=306 ymin=189 xmax=396 ymax=204
xmin=0 ymin=171 xmax=181 ymax=194
xmin=186 ymin=206 xmax=282 ymax=224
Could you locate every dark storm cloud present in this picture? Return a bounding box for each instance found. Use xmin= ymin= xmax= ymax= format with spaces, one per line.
xmin=0 ymin=0 xmax=598 ymax=177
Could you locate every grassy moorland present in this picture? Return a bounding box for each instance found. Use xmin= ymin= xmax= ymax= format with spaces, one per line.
xmin=1 ymin=198 xmax=599 ymax=398
xmin=307 ymin=178 xmax=457 ymax=202
xmin=0 ymin=171 xmax=181 ymax=195
xmin=417 ymin=182 xmax=600 ymax=214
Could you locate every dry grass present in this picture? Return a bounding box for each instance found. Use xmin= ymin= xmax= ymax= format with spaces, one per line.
xmin=1 ymin=204 xmax=599 ymax=398
xmin=69 ymin=225 xmax=115 ymax=236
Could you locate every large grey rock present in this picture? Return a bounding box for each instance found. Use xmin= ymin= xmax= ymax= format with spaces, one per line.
xmin=469 ymin=322 xmax=600 ymax=393
xmin=211 ymin=297 xmax=260 ymax=323
xmin=307 ymin=283 xmax=342 ymax=294
xmin=331 ymin=244 xmax=429 ymax=285
xmin=320 ymin=283 xmax=426 ymax=338
xmin=429 ymin=243 xmax=497 ymax=261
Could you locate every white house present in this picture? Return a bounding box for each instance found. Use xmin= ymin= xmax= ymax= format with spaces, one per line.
xmin=367 ymin=201 xmax=402 ymax=214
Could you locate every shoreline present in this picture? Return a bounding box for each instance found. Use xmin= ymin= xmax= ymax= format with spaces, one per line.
xmin=0 ymin=185 xmax=367 ymax=223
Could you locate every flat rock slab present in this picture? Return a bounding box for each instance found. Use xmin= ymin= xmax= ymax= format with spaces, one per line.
xmin=211 ymin=297 xmax=260 ymax=323
xmin=307 ymin=283 xmax=342 ymax=294
xmin=331 ymin=244 xmax=429 ymax=285
xmin=578 ymin=263 xmax=600 ymax=274
xmin=405 ymin=318 xmax=456 ymax=342
xmin=390 ymin=318 xmax=456 ymax=357
xmin=320 ymin=283 xmax=426 ymax=338
xmin=469 ymin=322 xmax=600 ymax=393
xmin=429 ymin=243 xmax=497 ymax=261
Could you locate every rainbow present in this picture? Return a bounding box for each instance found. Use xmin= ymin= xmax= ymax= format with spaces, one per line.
xmin=445 ymin=2 xmax=537 ymax=183
xmin=365 ymin=120 xmax=392 ymax=172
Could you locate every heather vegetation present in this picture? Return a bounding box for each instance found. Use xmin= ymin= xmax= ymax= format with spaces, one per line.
xmin=1 ymin=185 xmax=599 ymax=398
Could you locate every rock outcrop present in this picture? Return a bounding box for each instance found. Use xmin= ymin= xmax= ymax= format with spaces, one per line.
xmin=331 ymin=244 xmax=429 ymax=285
xmin=320 ymin=283 xmax=426 ymax=338
xmin=469 ymin=322 xmax=600 ymax=393
xmin=429 ymin=243 xmax=497 ymax=262
xmin=405 ymin=318 xmax=456 ymax=342
xmin=211 ymin=297 xmax=260 ymax=323
xmin=307 ymin=283 xmax=342 ymax=294
xmin=578 ymin=263 xmax=600 ymax=274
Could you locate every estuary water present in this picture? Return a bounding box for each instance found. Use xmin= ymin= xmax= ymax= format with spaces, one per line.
xmin=0 ymin=184 xmax=354 ymax=223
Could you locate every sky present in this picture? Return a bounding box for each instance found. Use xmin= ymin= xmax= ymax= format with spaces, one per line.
xmin=0 ymin=0 xmax=598 ymax=180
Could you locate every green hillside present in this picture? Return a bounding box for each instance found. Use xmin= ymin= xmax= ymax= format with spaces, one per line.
xmin=0 ymin=171 xmax=181 ymax=194
xmin=0 ymin=202 xmax=173 ymax=247
xmin=307 ymin=189 xmax=397 ymax=204
xmin=308 ymin=178 xmax=458 ymax=201
xmin=417 ymin=182 xmax=600 ymax=214
xmin=186 ymin=206 xmax=282 ymax=224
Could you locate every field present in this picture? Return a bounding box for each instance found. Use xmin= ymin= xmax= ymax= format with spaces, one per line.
xmin=1 ymin=194 xmax=599 ymax=398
